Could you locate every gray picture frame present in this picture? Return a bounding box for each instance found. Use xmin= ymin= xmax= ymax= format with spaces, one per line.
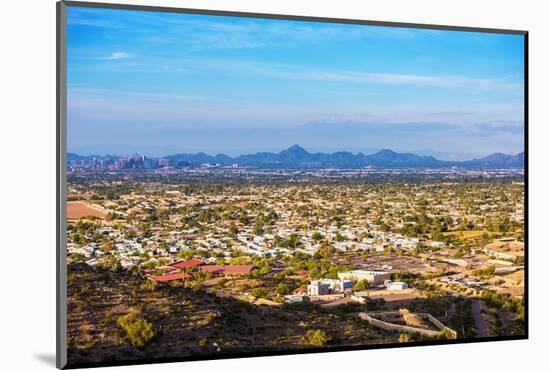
xmin=56 ymin=1 xmax=528 ymax=368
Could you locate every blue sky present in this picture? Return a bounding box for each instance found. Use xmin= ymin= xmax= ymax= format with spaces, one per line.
xmin=67 ymin=6 xmax=525 ymax=159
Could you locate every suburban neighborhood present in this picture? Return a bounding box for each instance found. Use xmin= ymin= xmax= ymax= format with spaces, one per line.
xmin=65 ymin=165 xmax=525 ymax=363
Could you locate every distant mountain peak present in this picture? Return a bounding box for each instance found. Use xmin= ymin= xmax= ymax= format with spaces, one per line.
xmin=281 ymin=144 xmax=308 ymax=153
xmin=369 ymin=149 xmax=402 ymax=160
xmin=479 ymin=152 xmax=508 ymax=161
xmin=464 ymin=151 xmax=524 ymax=168
xmin=278 ymin=145 xmax=310 ymax=158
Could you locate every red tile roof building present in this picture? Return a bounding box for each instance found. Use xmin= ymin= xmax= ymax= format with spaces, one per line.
xmin=167 ymin=258 xmax=204 ymax=270
xmin=156 ymin=259 xmax=254 ymax=278
xmin=199 ymin=264 xmax=254 ymax=276
xmin=199 ymin=265 xmax=225 ymax=274
xmin=150 ymin=272 xmax=191 ymax=282
xmin=221 ymin=265 xmax=254 ymax=275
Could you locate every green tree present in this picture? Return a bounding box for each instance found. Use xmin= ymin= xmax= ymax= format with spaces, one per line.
xmin=99 ymin=255 xmax=121 ymax=272
xmin=335 ymin=233 xmax=346 ymax=242
xmin=253 ymin=220 xmax=265 ymax=235
xmin=315 ymin=244 xmax=336 ymax=259
xmin=276 ymin=282 xmax=293 ymax=295
xmin=229 ymin=222 xmax=238 ymax=237
xmin=72 ymin=233 xmax=84 ymax=245
xmin=353 ymin=279 xmax=370 ymax=291
xmin=312 ymin=232 xmax=324 ymax=242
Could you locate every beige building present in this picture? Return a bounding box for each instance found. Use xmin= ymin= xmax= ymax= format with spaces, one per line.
xmin=338 ymin=270 xmax=391 ymax=286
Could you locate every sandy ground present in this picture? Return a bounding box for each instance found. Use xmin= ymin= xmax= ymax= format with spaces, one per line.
xmin=368 ymin=289 xmax=422 ymax=302
xmin=67 ymin=201 xmax=107 ymax=219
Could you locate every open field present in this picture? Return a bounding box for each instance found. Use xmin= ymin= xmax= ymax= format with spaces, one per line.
xmin=67 ymin=201 xmax=107 ymax=219
xmin=442 ymin=230 xmax=500 ymax=239
xmin=367 ymin=289 xmax=423 ymax=302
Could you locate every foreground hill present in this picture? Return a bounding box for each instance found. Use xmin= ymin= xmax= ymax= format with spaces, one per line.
xmin=66 ymin=263 xmax=390 ymax=366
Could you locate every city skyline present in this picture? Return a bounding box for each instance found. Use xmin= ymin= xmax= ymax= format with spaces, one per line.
xmin=67 ymin=6 xmax=525 ymax=158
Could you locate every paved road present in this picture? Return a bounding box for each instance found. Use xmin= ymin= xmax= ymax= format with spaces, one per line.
xmin=472 ymin=300 xmax=490 ymax=337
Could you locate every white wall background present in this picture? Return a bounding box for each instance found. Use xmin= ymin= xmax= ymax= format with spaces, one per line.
xmin=0 ymin=0 xmax=547 ymax=368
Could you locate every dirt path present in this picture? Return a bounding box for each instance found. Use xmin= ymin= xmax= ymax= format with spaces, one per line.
xmin=317 ymin=296 xmax=352 ymax=308
xmin=472 ymin=300 xmax=490 ymax=337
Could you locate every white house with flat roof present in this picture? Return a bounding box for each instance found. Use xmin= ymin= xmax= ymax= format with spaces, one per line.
xmin=307 ymin=280 xmax=330 ymax=296
xmin=387 ymin=281 xmax=408 ymax=291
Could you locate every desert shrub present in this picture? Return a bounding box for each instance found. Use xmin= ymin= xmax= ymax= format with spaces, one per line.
xmin=398 ymin=333 xmax=411 ymax=343
xmin=140 ymin=279 xmax=157 ymax=292
xmin=251 ymin=287 xmax=268 ymax=298
xmin=117 ymin=309 xmax=155 ymax=348
xmin=471 ymin=266 xmax=495 ymax=279
xmin=302 ymin=329 xmax=327 ymax=346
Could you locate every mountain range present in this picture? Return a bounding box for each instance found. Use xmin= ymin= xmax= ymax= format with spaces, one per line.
xmin=68 ymin=145 xmax=525 ymax=169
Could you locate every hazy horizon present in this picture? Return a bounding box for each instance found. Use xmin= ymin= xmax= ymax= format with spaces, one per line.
xmin=67 ymin=6 xmax=525 ymax=159
xmin=68 ymin=143 xmax=526 ymax=162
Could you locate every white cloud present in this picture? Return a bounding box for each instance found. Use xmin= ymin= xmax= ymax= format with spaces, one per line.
xmin=68 ymin=85 xmax=523 ymax=129
xmin=131 ymin=14 xmax=417 ymax=51
xmin=126 ymin=92 xmax=228 ymax=102
xmin=250 ymin=64 xmax=522 ymax=91
xmin=101 ymin=52 xmax=134 ymax=60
